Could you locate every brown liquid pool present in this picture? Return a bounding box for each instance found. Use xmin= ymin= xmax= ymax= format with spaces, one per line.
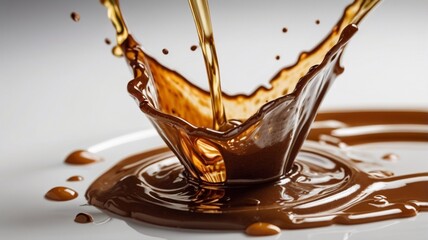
xmin=87 ymin=110 xmax=428 ymax=231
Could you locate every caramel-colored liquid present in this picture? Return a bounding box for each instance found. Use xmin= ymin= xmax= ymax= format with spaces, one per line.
xmin=67 ymin=175 xmax=84 ymax=182
xmin=45 ymin=186 xmax=78 ymax=201
xmin=74 ymin=213 xmax=93 ymax=224
xmin=87 ymin=111 xmax=428 ymax=232
xmin=101 ymin=0 xmax=379 ymax=185
xmin=87 ymin=0 xmax=428 ymax=235
xmin=70 ymin=12 xmax=80 ymax=22
xmin=64 ymin=150 xmax=102 ymax=165
xmin=245 ymin=222 xmax=281 ymax=236
xmin=188 ymin=0 xmax=227 ymax=130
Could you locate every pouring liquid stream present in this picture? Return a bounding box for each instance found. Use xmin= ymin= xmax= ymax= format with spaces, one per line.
xmin=188 ymin=0 xmax=228 ymax=130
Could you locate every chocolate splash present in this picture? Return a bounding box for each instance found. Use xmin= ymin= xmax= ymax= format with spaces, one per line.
xmin=86 ymin=111 xmax=428 ymax=230
xmin=84 ymin=0 xmax=428 ymax=234
xmin=101 ymin=0 xmax=379 ymax=185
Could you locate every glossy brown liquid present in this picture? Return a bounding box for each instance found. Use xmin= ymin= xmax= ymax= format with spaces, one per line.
xmin=70 ymin=12 xmax=80 ymax=22
xmin=64 ymin=150 xmax=102 ymax=165
xmin=89 ymin=0 xmax=427 ymax=235
xmin=74 ymin=213 xmax=94 ymax=224
xmin=45 ymin=187 xmax=78 ymax=201
xmin=101 ymin=0 xmax=377 ymax=185
xmin=67 ymin=175 xmax=84 ymax=182
xmin=87 ymin=111 xmax=428 ymax=232
xmin=245 ymin=222 xmax=281 ymax=236
xmin=188 ymin=0 xmax=227 ymax=130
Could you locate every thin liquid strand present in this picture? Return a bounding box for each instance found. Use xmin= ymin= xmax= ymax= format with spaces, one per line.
xmin=188 ymin=0 xmax=227 ymax=130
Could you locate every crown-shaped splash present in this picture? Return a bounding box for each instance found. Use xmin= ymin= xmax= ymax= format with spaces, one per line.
xmin=103 ymin=0 xmax=379 ymax=185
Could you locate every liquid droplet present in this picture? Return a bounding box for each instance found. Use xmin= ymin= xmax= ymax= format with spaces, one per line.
xmin=74 ymin=213 xmax=94 ymax=224
xmin=45 ymin=187 xmax=78 ymax=201
xmin=64 ymin=150 xmax=102 ymax=165
xmin=71 ymin=12 xmax=80 ymax=22
xmin=112 ymin=45 xmax=123 ymax=57
xmin=67 ymin=175 xmax=84 ymax=182
xmin=382 ymin=153 xmax=399 ymax=161
xmin=245 ymin=222 xmax=281 ymax=236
